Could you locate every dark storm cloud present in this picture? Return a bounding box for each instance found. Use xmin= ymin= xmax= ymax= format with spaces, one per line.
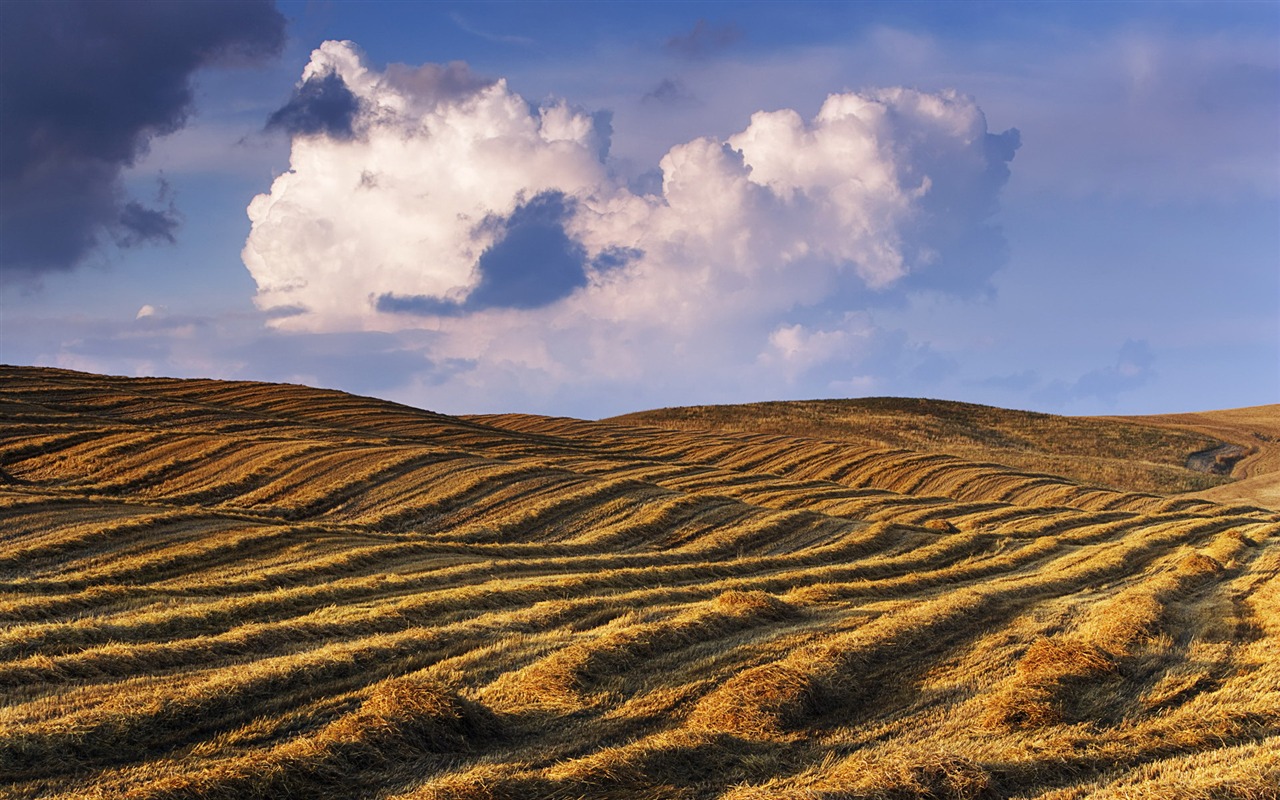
xmin=469 ymin=191 xmax=589 ymax=310
xmin=267 ymin=55 xmax=497 ymax=144
xmin=118 ymin=201 xmax=179 ymax=246
xmin=0 ymin=0 xmax=285 ymax=276
xmin=664 ymin=20 xmax=742 ymax=59
xmin=590 ymin=246 xmax=643 ymax=272
xmin=265 ymin=71 xmax=360 ymax=139
xmin=380 ymin=191 xmax=591 ymax=318
xmin=116 ymin=177 xmax=179 ymax=247
xmin=376 ymin=292 xmax=464 ymax=318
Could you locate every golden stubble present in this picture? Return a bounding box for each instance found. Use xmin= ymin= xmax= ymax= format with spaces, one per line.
xmin=0 ymin=366 xmax=1276 ymax=799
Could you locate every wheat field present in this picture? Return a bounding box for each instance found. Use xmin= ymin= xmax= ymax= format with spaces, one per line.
xmin=1 ymin=365 xmax=1276 ymax=799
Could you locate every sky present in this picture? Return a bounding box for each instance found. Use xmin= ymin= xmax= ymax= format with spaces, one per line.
xmin=1 ymin=0 xmax=1277 ymax=419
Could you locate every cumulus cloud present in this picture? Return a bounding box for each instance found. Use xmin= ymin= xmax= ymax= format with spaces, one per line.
xmin=243 ymin=41 xmax=1018 ymax=411
xmin=758 ymin=314 xmax=877 ymax=383
xmin=245 ymin=42 xmax=609 ymax=329
xmin=0 ymin=0 xmax=285 ymax=277
xmin=265 ymin=72 xmax=361 ymax=140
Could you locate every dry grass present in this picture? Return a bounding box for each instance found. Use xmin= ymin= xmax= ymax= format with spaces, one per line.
xmin=1113 ymin=404 xmax=1280 ymax=511
xmin=1 ymin=365 xmax=1277 ymax=799
xmin=609 ymin=397 xmax=1261 ymax=498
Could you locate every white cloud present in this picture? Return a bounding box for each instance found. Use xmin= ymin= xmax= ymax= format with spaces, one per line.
xmin=241 ymin=40 xmax=1018 ymax=412
xmin=245 ymin=42 xmax=609 ymax=330
xmin=758 ymin=314 xmax=877 ymax=383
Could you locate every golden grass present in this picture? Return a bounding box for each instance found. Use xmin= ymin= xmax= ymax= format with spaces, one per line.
xmin=0 ymin=365 xmax=1277 ymax=799
xmin=1113 ymin=404 xmax=1280 ymax=510
xmin=608 ymin=397 xmax=1263 ymax=498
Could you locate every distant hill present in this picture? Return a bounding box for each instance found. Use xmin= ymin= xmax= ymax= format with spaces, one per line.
xmin=612 ymin=397 xmax=1280 ymax=507
xmin=1101 ymin=405 xmax=1280 ymax=511
xmin=2 ymin=366 xmax=1277 ymax=799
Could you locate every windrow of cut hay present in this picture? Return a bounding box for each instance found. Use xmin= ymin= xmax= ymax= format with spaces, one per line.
xmin=608 ymin=397 xmax=1240 ymax=497
xmin=0 ymin=366 xmax=1276 ymax=799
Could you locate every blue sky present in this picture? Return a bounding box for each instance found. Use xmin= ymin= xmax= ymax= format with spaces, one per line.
xmin=2 ymin=0 xmax=1277 ymax=418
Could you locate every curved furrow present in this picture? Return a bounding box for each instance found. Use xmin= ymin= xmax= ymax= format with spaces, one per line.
xmin=131 ymin=438 xmax=336 ymax=504
xmin=0 ymin=430 xmax=166 ymax=484
xmin=9 ymin=523 xmax=310 ymax=591
xmin=516 ymin=451 xmax=944 ymax=526
xmin=685 ymin=516 xmax=1258 ymax=741
xmin=0 ymin=508 xmax=217 ymax=577
xmin=61 ymin=436 xmax=249 ymax=496
xmin=526 ymin=451 xmax=1075 ymax=536
xmin=0 ymin=494 xmax=156 ymax=554
xmin=469 ymin=415 xmax=1199 ymax=526
xmin=609 ymin=427 xmax=1258 ymax=523
xmin=0 ymin=527 xmax=1024 ymax=722
xmin=0 ymin=518 xmax=977 ymax=671
xmin=211 ymin=446 xmax=472 ymax=520
xmin=328 ymin=457 xmax=617 ymax=536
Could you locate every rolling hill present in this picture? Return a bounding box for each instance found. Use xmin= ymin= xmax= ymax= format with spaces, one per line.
xmin=1 ymin=365 xmax=1276 ymax=799
xmin=610 ymin=397 xmax=1278 ymax=501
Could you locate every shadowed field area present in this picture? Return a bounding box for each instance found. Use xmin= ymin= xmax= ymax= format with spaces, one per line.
xmin=1 ymin=365 xmax=1277 ymax=799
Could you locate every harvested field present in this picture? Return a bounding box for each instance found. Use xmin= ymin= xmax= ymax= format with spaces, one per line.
xmin=1 ymin=366 xmax=1276 ymax=799
xmin=1110 ymin=405 xmax=1280 ymax=512
xmin=610 ymin=398 xmax=1247 ymax=498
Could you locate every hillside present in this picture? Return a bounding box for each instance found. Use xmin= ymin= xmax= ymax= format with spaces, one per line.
xmin=1 ymin=366 xmax=1277 ymax=799
xmin=1102 ymin=406 xmax=1280 ymax=512
xmin=611 ymin=398 xmax=1247 ymax=498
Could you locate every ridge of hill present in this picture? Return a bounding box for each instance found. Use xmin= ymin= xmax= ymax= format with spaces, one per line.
xmin=610 ymin=397 xmax=1280 ymax=506
xmin=1 ymin=366 xmax=1277 ymax=799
